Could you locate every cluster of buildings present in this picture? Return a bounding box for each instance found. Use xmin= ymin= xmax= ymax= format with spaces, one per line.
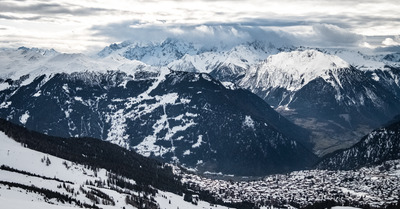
xmin=180 ymin=160 xmax=400 ymax=208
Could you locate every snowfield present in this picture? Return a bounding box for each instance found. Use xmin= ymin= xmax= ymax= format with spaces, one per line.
xmin=0 ymin=131 xmax=231 ymax=209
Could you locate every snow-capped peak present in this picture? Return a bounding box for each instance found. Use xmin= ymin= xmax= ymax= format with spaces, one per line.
xmin=241 ymin=50 xmax=350 ymax=92
xmin=167 ymin=41 xmax=279 ymax=74
xmin=97 ymin=38 xmax=201 ymax=66
xmin=0 ymin=47 xmax=164 ymax=91
xmin=264 ymin=50 xmax=350 ymax=75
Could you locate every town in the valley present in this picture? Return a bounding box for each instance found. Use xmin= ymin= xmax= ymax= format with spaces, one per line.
xmin=180 ymin=160 xmax=400 ymax=208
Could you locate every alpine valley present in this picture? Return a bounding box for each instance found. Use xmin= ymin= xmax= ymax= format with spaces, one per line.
xmin=1 ymin=39 xmax=400 ymax=209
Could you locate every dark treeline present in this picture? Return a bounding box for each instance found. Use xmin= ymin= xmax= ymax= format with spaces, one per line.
xmin=0 ymin=180 xmax=99 ymax=209
xmin=0 ymin=118 xmax=182 ymax=194
xmin=0 ymin=165 xmax=74 ymax=184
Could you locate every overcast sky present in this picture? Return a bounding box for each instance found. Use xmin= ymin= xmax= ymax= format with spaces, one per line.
xmin=0 ymin=0 xmax=399 ymax=53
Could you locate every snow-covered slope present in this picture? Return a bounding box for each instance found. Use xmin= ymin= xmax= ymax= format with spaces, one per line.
xmin=239 ymin=49 xmax=399 ymax=110
xmin=168 ymin=42 xmax=279 ymax=80
xmin=240 ymin=49 xmax=350 ymax=92
xmin=98 ymin=40 xmax=282 ymax=83
xmin=0 ymin=46 xmax=159 ymax=92
xmin=98 ymin=38 xmax=200 ymax=66
xmin=326 ymin=49 xmax=400 ymax=71
xmin=0 ymin=125 xmax=233 ymax=209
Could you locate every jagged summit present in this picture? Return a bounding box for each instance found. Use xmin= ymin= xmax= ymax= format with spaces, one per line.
xmin=97 ymin=38 xmax=283 ymax=72
xmin=0 ymin=46 xmax=159 ymax=88
xmin=241 ymin=49 xmax=350 ymax=92
xmin=97 ymin=38 xmax=200 ymax=66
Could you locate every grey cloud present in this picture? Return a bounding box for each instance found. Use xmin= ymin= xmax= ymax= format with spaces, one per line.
xmin=0 ymin=14 xmax=42 ymax=20
xmin=91 ymin=19 xmax=371 ymax=49
xmin=0 ymin=2 xmax=112 ymax=16
xmin=374 ymin=46 xmax=400 ymax=53
xmin=213 ymin=17 xmax=308 ymax=27
xmin=91 ymin=21 xmax=294 ymax=48
xmin=342 ymin=15 xmax=400 ymax=30
xmin=310 ymin=24 xmax=364 ymax=47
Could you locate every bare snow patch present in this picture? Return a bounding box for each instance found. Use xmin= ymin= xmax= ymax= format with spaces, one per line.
xmin=371 ymin=73 xmax=380 ymax=81
xmin=0 ymin=82 xmax=10 ymax=91
xmin=106 ymin=109 xmax=130 ymax=149
xmin=243 ymin=115 xmax=255 ymax=129
xmin=19 ymin=111 xmax=30 ymax=125
xmin=62 ymin=84 xmax=69 ymax=93
xmin=32 ymin=90 xmax=41 ymax=97
xmin=134 ymin=94 xmax=196 ymax=157
xmin=180 ymin=98 xmax=191 ymax=104
xmin=74 ymin=96 xmax=83 ymax=102
xmin=201 ymin=74 xmax=212 ymax=81
xmin=192 ymin=135 xmax=203 ymax=148
xmin=0 ymin=101 xmax=11 ymax=109
xmin=185 ymin=112 xmax=198 ymax=117
xmin=221 ymin=81 xmax=237 ymax=90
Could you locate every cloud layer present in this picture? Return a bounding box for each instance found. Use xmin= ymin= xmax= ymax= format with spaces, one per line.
xmin=0 ymin=0 xmax=398 ymax=53
xmin=91 ymin=23 xmax=296 ymax=48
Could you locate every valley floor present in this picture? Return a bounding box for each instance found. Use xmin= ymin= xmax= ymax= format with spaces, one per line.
xmin=181 ymin=162 xmax=400 ymax=208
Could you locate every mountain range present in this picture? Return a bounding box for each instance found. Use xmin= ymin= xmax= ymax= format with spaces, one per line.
xmin=0 ymin=46 xmax=315 ymax=176
xmin=1 ymin=39 xmax=400 ymax=174
xmin=97 ymin=39 xmax=400 ymax=155
xmin=2 ymin=39 xmax=400 ymax=209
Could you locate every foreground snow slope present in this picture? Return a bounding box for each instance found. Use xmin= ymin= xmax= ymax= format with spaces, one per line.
xmin=0 ymin=131 xmax=230 ymax=209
